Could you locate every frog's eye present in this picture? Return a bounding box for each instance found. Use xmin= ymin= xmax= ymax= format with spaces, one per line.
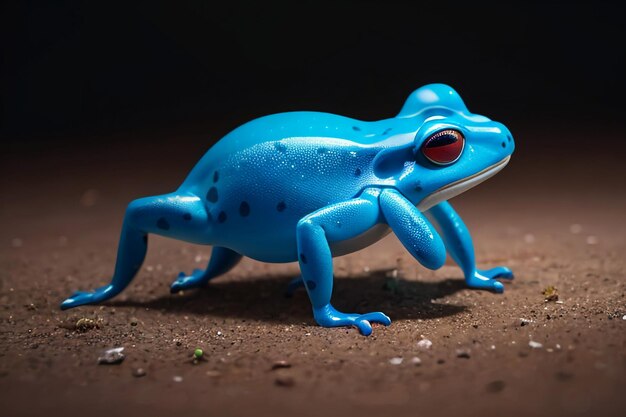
xmin=421 ymin=129 xmax=465 ymax=165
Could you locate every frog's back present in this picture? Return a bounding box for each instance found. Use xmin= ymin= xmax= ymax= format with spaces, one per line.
xmin=179 ymin=111 xmax=407 ymax=262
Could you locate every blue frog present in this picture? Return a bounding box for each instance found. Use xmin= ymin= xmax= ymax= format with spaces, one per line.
xmin=61 ymin=84 xmax=515 ymax=336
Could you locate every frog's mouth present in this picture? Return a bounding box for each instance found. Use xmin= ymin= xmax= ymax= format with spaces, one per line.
xmin=417 ymin=155 xmax=511 ymax=211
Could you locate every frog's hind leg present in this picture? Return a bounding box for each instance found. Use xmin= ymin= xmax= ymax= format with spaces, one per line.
xmin=170 ymin=246 xmax=242 ymax=293
xmin=61 ymin=192 xmax=210 ymax=310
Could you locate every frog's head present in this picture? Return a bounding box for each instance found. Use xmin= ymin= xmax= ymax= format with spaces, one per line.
xmin=373 ymin=84 xmax=514 ymax=210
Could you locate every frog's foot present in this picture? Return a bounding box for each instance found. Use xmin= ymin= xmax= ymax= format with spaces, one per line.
xmin=170 ymin=270 xmax=208 ymax=293
xmin=313 ymin=304 xmax=391 ymax=336
xmin=60 ymin=285 xmax=117 ymax=310
xmin=285 ymin=276 xmax=304 ymax=297
xmin=466 ymin=266 xmax=514 ymax=293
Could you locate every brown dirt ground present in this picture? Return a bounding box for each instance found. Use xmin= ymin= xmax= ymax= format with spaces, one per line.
xmin=1 ymin=128 xmax=625 ymax=417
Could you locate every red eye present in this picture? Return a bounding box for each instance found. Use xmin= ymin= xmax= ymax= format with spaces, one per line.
xmin=421 ymin=129 xmax=465 ymax=165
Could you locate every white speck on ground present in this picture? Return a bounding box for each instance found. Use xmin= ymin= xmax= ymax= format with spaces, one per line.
xmin=389 ymin=357 xmax=403 ymax=365
xmin=417 ymin=339 xmax=433 ymax=350
xmin=520 ymin=318 xmax=534 ymax=326
xmin=97 ymin=347 xmax=125 ymax=364
xmin=529 ymin=341 xmax=543 ymax=349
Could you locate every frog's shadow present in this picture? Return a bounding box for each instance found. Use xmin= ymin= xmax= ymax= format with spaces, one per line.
xmin=109 ymin=268 xmax=469 ymax=324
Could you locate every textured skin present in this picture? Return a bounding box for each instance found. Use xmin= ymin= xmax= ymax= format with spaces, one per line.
xmin=61 ymin=83 xmax=515 ymax=336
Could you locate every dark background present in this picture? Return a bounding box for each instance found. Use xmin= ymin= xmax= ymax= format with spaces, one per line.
xmin=2 ymin=2 xmax=625 ymax=151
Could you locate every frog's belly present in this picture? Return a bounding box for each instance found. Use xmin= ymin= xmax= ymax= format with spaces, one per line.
xmin=329 ymin=223 xmax=392 ymax=257
xmin=226 ymin=223 xmax=391 ymax=264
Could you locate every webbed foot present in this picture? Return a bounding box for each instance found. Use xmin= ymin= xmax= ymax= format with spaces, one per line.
xmin=466 ymin=266 xmax=514 ymax=293
xmin=170 ymin=269 xmax=208 ymax=293
xmin=313 ymin=304 xmax=391 ymax=336
xmin=60 ymin=285 xmax=117 ymax=310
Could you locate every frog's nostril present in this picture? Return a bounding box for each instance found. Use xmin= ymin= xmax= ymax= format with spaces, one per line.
xmin=507 ymin=134 xmax=512 ymax=143
xmin=501 ymin=141 xmax=506 ymax=148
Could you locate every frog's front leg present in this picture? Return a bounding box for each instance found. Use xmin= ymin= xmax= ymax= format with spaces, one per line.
xmin=426 ymin=201 xmax=513 ymax=293
xmin=296 ymin=189 xmax=391 ymax=336
xmin=379 ymin=189 xmax=447 ymax=270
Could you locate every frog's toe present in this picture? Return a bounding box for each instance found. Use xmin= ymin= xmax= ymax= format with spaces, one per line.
xmin=481 ymin=266 xmax=514 ymax=280
xmin=313 ymin=305 xmax=391 ymax=336
xmin=355 ymin=312 xmax=392 ymax=335
xmin=170 ymin=269 xmax=206 ymax=293
xmin=61 ymin=293 xmax=93 ymax=310
xmin=358 ymin=312 xmax=392 ymax=326
xmin=284 ymin=276 xmax=304 ymax=297
xmin=466 ymin=271 xmax=506 ymax=293
xmin=61 ymin=285 xmax=113 ymax=310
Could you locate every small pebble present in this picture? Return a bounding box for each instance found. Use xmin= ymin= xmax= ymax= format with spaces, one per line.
xmin=529 ymin=340 xmax=543 ymax=349
xmin=520 ymin=318 xmax=533 ymax=326
xmin=389 ymin=357 xmax=403 ymax=365
xmin=456 ymin=349 xmax=471 ymax=359
xmin=133 ymin=368 xmax=146 ymax=377
xmin=410 ymin=357 xmax=422 ymax=365
xmin=98 ymin=347 xmax=125 ymax=365
xmin=271 ymin=360 xmax=291 ymax=370
xmin=76 ymin=318 xmax=98 ymax=332
xmin=622 ymin=315 xmax=626 ymax=320
xmin=173 ymin=376 xmax=183 ymax=382
xmin=417 ymin=339 xmax=432 ymax=350
xmin=542 ymin=285 xmax=559 ymax=302
xmin=385 ymin=269 xmax=398 ymax=279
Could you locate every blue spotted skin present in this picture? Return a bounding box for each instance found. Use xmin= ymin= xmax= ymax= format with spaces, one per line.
xmin=61 ymin=84 xmax=515 ymax=336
